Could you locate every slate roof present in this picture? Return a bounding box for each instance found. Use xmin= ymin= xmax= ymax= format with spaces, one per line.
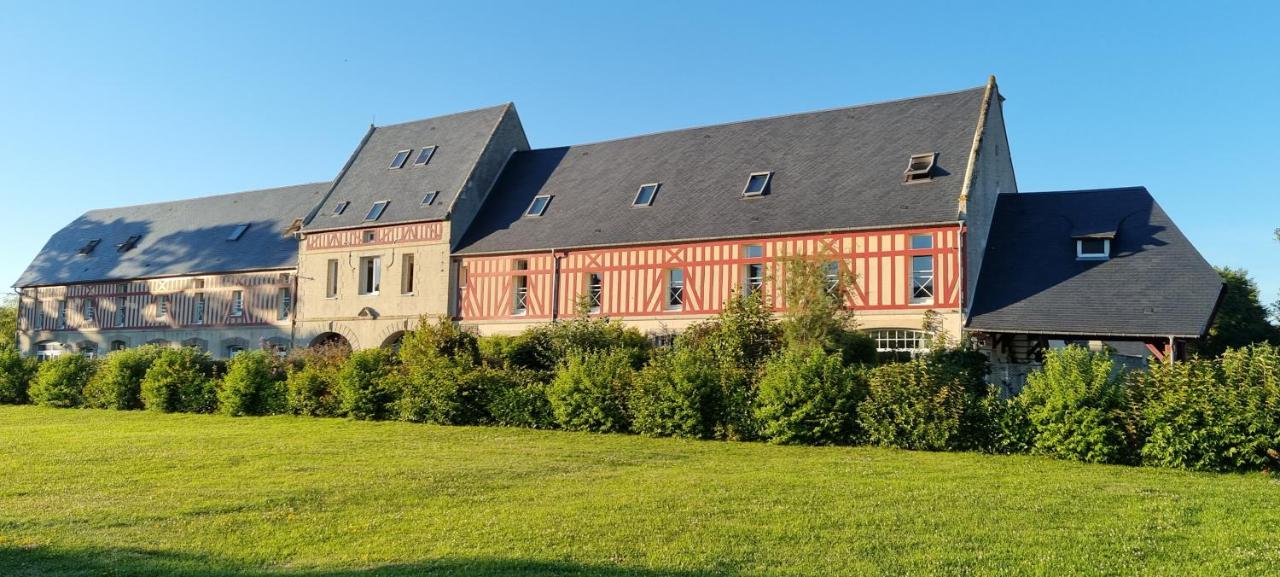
xmin=455 ymin=86 xmax=987 ymax=254
xmin=15 ymin=182 xmax=329 ymax=287
xmin=967 ymin=188 xmax=1224 ymax=338
xmin=304 ymin=103 xmax=514 ymax=231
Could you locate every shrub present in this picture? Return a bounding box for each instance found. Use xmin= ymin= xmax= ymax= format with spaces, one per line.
xmin=0 ymin=347 xmax=37 ymax=404
xmin=478 ymin=334 xmax=521 ymax=368
xmin=976 ymin=387 xmax=1032 ymax=454
xmin=29 ymin=353 xmax=96 ymax=408
xmin=1020 ymin=346 xmax=1130 ymax=464
xmin=1135 ymin=345 xmax=1280 ymax=472
xmin=218 ymin=351 xmax=288 ymax=416
xmin=486 ymin=368 xmax=555 ymax=429
xmin=337 ymin=348 xmax=397 ymax=420
xmin=858 ymin=350 xmax=989 ymax=451
xmin=547 ymin=349 xmax=635 ymax=433
xmin=394 ymin=355 xmax=493 ymax=425
xmin=82 ymin=345 xmax=163 ymax=410
xmin=399 ymin=316 xmax=480 ymax=367
xmin=755 ymin=347 xmax=866 ymax=445
xmin=141 ymin=347 xmax=216 ymax=413
xmin=683 ymin=290 xmax=780 ymax=371
xmin=631 ymin=346 xmax=727 ymax=439
xmin=286 ymin=365 xmax=341 ymax=417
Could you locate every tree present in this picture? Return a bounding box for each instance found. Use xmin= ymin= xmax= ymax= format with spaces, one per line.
xmin=1204 ymin=267 xmax=1280 ymax=357
xmin=0 ymin=295 xmax=17 ymax=350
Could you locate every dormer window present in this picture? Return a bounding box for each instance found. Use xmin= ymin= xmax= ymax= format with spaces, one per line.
xmin=333 ymin=201 xmax=350 ymax=215
xmin=390 ymin=149 xmax=412 ymax=169
xmin=78 ymin=239 xmax=101 ymax=255
xmin=227 ymin=224 xmax=249 ymax=241
xmin=1076 ymin=238 xmax=1111 ymax=260
xmin=632 ymin=183 xmax=660 ymax=207
xmin=116 ymin=235 xmax=141 ymax=252
xmin=414 ymin=146 xmax=437 ymax=166
xmin=903 ymin=152 xmax=937 ymax=183
xmin=421 ymin=191 xmax=439 ymax=206
xmin=742 ymin=172 xmax=772 ymax=197
xmin=365 ymin=200 xmax=389 ymax=222
xmin=526 ymin=195 xmax=552 ymax=217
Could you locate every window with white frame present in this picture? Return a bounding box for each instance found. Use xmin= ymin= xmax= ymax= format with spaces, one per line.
xmin=193 ymin=293 xmax=206 ymax=325
xmin=389 ymin=149 xmax=412 ymax=169
xmin=666 ymin=269 xmax=685 ymax=310
xmin=115 ymin=297 xmax=127 ymax=327
xmin=586 ymin=272 xmax=603 ymax=312
xmin=742 ymin=172 xmax=772 ymax=197
xmin=34 ymin=299 xmax=43 ymax=330
xmin=413 ymin=146 xmax=436 ymax=166
xmin=632 ymin=183 xmax=660 ymax=207
xmin=326 ymin=259 xmax=339 ymax=298
xmin=359 ymin=256 xmax=381 ymax=295
xmin=230 ymin=290 xmax=244 ymax=317
xmin=525 ymin=195 xmax=551 ymax=217
xmin=83 ymin=299 xmax=95 ymax=323
xmin=57 ymin=300 xmax=67 ymax=328
xmin=401 ymin=253 xmax=416 ymax=295
xmin=277 ymin=287 xmax=291 ymax=321
xmin=743 ymin=245 xmax=764 ymax=295
xmin=421 ymin=191 xmax=438 ymax=206
xmin=156 ymin=295 xmax=169 ymax=319
xmin=513 ymin=259 xmax=529 ymax=315
xmin=911 ymin=255 xmax=934 ymax=305
xmin=1076 ymin=238 xmax=1110 ymax=260
xmin=824 ymin=261 xmax=840 ymax=296
xmin=365 ymin=201 xmax=389 ymax=222
xmin=910 ymin=233 xmax=933 ymax=250
xmin=868 ymin=329 xmax=931 ymax=354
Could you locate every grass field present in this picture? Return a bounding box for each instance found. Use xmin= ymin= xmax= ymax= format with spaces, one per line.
xmin=1 ymin=406 xmax=1277 ymax=577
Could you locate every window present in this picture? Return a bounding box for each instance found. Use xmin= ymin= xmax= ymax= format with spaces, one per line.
xmin=333 ymin=201 xmax=350 ymax=215
xmin=363 ymin=230 xmax=376 ymax=243
xmin=903 ymin=152 xmax=937 ymax=183
xmin=365 ymin=201 xmax=389 ymax=222
xmin=78 ymin=239 xmax=100 ymax=255
xmin=513 ymin=275 xmax=528 ymax=315
xmin=413 ymin=146 xmax=436 ymax=166
xmin=742 ymin=172 xmax=772 ymax=197
xmin=525 ymin=195 xmax=552 ymax=217
xmin=824 ymin=261 xmax=841 ymax=296
xmin=359 ymin=256 xmax=382 ymax=295
xmin=111 ymin=340 xmax=127 ymax=352
xmin=743 ymin=245 xmax=764 ymax=295
xmin=869 ymin=329 xmax=931 ymax=354
xmin=32 ymin=299 xmax=42 ymax=329
xmin=193 ymin=279 xmax=205 ymax=289
xmin=666 ymin=269 xmax=685 ymax=310
xmin=193 ymin=293 xmax=206 ymax=324
xmin=910 ymin=234 xmax=933 ymax=250
xmin=390 ymin=149 xmax=412 ymax=169
xmin=227 ymin=345 xmax=246 ymax=357
xmin=227 ymin=224 xmax=250 ymax=241
xmin=1077 ymin=238 xmax=1111 ymax=260
xmin=156 ymin=295 xmax=169 ymax=319
xmin=421 ymin=191 xmax=438 ymax=206
xmin=116 ymin=283 xmax=129 ymax=293
xmin=114 ymin=297 xmax=127 ymax=327
xmin=230 ymin=290 xmax=244 ymax=316
xmin=83 ymin=299 xmax=95 ymax=323
xmin=632 ymin=183 xmax=660 ymax=207
xmin=401 ymin=253 xmax=416 ymax=294
xmin=277 ymin=287 xmax=291 ymax=321
xmin=57 ymin=300 xmax=67 ymax=329
xmin=326 ymin=259 xmax=339 ymax=298
xmin=116 ymin=235 xmax=141 ymax=252
xmin=586 ymin=273 xmax=603 ymax=312
xmin=911 ymin=255 xmax=934 ymax=305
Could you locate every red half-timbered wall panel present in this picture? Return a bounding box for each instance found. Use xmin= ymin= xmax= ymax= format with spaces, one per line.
xmin=458 ymin=226 xmax=962 ymax=321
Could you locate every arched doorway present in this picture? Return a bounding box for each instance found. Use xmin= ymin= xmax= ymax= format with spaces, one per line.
xmin=181 ymin=338 xmax=208 ymax=352
xmin=310 ymin=332 xmax=352 ymax=354
xmin=381 ymin=331 xmax=406 ymax=353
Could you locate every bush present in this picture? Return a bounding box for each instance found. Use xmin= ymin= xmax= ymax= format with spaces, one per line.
xmin=337 ymin=348 xmax=397 ymax=420
xmin=547 ymin=349 xmax=634 ymax=433
xmin=976 ymin=387 xmax=1032 ymax=454
xmin=1020 ymin=346 xmax=1130 ymax=464
xmin=683 ymin=290 xmax=780 ymax=371
xmin=858 ymin=350 xmax=989 ymax=451
xmin=285 ymin=345 xmax=346 ymax=417
xmin=486 ymin=368 xmax=555 ymax=429
xmin=83 ymin=345 xmax=164 ymax=410
xmin=29 ymin=353 xmax=96 ymax=408
xmin=218 ymin=351 xmax=288 ymax=416
xmin=141 ymin=347 xmax=216 ymax=413
xmin=394 ymin=355 xmax=493 ymax=425
xmin=756 ymin=347 xmax=866 ymax=445
xmin=631 ymin=346 xmax=727 ymax=439
xmin=0 ymin=347 xmax=37 ymax=404
xmin=1135 ymin=345 xmax=1280 ymax=472
xmin=399 ymin=316 xmax=480 ymax=367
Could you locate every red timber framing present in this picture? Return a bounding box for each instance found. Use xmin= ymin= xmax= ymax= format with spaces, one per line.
xmin=19 ymin=272 xmax=292 ymax=333
xmin=457 ymin=226 xmax=963 ymax=321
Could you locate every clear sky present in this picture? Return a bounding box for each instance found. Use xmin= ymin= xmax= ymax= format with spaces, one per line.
xmin=3 ymin=1 xmax=1276 ymax=302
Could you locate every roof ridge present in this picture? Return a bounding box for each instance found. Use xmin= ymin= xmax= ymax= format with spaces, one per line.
xmin=531 ymin=85 xmax=988 ymax=150
xmin=1012 ymin=186 xmax=1150 ymax=196
xmin=81 ymin=181 xmax=330 ymax=214
xmin=371 ymin=102 xmax=512 ymax=130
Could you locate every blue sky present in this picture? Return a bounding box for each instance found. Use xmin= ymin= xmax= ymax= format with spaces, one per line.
xmin=3 ymin=1 xmax=1276 ymax=303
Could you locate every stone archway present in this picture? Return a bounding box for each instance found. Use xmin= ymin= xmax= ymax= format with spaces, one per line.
xmin=381 ymin=330 xmax=407 ymax=352
xmin=310 ymin=332 xmax=353 ymax=354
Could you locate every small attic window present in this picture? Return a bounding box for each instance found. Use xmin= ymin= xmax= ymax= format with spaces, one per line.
xmin=526 ymin=195 xmax=552 ymax=217
xmin=333 ymin=201 xmax=350 ymax=215
xmin=365 ymin=200 xmax=389 ymax=222
xmin=390 ymin=149 xmax=412 ymax=169
xmin=78 ymin=239 xmax=101 ymax=255
xmin=227 ymin=224 xmax=250 ymax=241
xmin=742 ymin=172 xmax=772 ymax=197
xmin=421 ymin=191 xmax=439 ymax=206
xmin=116 ymin=235 xmax=141 ymax=252
xmin=414 ymin=146 xmax=437 ymax=166
xmin=1077 ymin=238 xmax=1111 ymax=261
xmin=633 ymin=183 xmax=660 ymax=207
xmin=903 ymin=153 xmax=937 ymax=183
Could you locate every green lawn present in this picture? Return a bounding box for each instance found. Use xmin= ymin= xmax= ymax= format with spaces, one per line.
xmin=0 ymin=406 xmax=1277 ymax=577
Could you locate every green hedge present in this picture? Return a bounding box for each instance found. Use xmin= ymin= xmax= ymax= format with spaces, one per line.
xmin=83 ymin=345 xmax=164 ymax=410
xmin=548 ymin=349 xmax=635 ymax=433
xmin=0 ymin=347 xmax=37 ymax=404
xmin=1019 ymin=346 xmax=1132 ymax=464
xmin=141 ymin=347 xmax=217 ymax=413
xmin=756 ymin=347 xmax=866 ymax=445
xmin=337 ymin=348 xmax=397 ymax=420
xmin=30 ymin=353 xmax=96 ymax=408
xmin=218 ymin=351 xmax=288 ymax=417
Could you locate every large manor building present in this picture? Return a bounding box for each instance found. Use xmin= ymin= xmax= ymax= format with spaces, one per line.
xmin=12 ymin=78 xmax=1224 ymax=380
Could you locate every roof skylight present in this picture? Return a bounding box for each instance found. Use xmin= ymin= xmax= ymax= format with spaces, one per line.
xmin=390 ymin=149 xmax=412 ymax=169
xmin=742 ymin=172 xmax=772 ymax=197
xmin=78 ymin=239 xmax=101 ymax=255
xmin=333 ymin=201 xmax=350 ymax=215
xmin=116 ymin=235 xmax=141 ymax=253
xmin=421 ymin=191 xmax=439 ymax=206
xmin=227 ymin=224 xmax=250 ymax=241
xmin=525 ymin=195 xmax=552 ymax=217
xmin=633 ymin=183 xmax=660 ymax=207
xmin=365 ymin=201 xmax=389 ymax=222
xmin=414 ymin=146 xmax=437 ymax=166
xmin=903 ymin=153 xmax=937 ymax=183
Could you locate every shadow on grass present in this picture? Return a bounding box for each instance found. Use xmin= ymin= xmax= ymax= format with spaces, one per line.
xmin=0 ymin=546 xmax=742 ymax=577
